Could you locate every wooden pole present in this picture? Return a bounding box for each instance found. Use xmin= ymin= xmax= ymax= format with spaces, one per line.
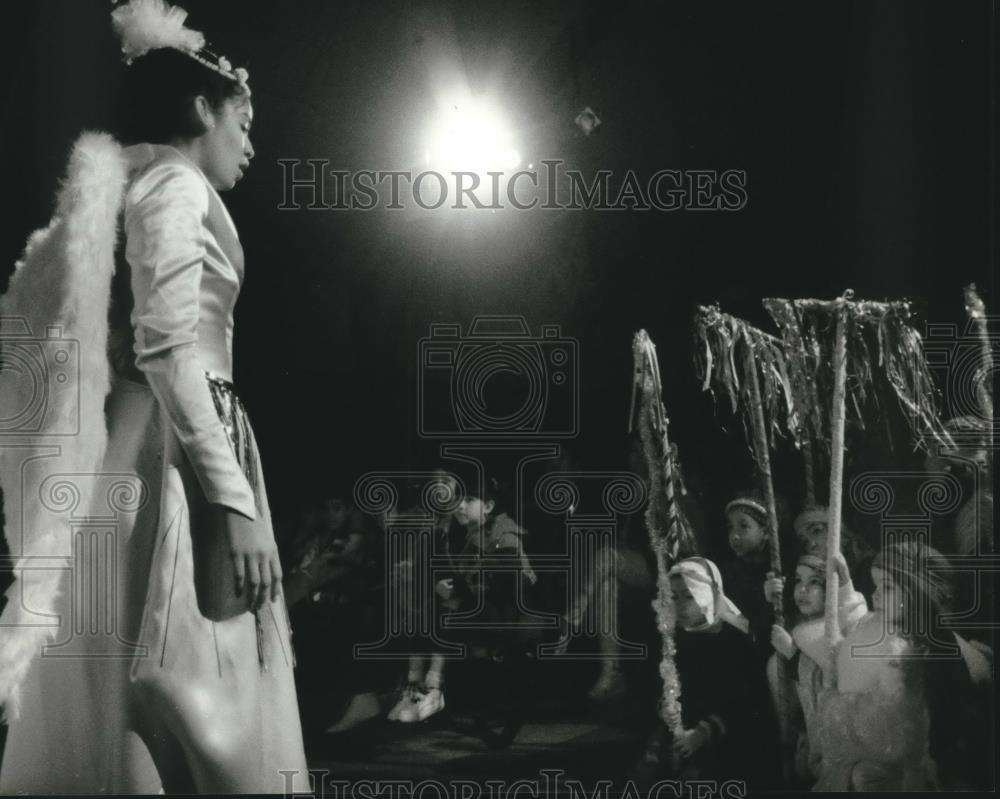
xmin=792 ymin=298 xmax=909 ymax=314
xmin=824 ymin=300 xmax=850 ymax=658
xmin=742 ymin=339 xmax=784 ymax=626
xmin=803 ymin=439 xmax=816 ymax=507
xmin=742 ymin=334 xmax=796 ymax=778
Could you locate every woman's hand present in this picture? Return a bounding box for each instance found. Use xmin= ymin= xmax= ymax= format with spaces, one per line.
xmin=672 ymin=724 xmax=710 ymax=760
xmin=215 ymin=504 xmax=283 ymax=610
xmin=771 ymin=624 xmax=796 ymax=659
xmin=764 ymin=572 xmax=784 ymax=604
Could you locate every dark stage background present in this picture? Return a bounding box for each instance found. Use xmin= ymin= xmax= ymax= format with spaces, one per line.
xmin=0 ymin=0 xmax=994 ymax=533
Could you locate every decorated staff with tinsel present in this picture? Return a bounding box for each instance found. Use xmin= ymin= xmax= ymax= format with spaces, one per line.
xmin=693 ymin=306 xmax=794 ymax=768
xmin=632 ymin=330 xmax=782 ymax=786
xmin=772 ymin=292 xmax=984 ymax=793
xmin=764 ymin=290 xmax=949 ymax=658
xmin=629 ymin=330 xmax=694 ymax=746
xmin=694 ymin=306 xmax=789 ymax=627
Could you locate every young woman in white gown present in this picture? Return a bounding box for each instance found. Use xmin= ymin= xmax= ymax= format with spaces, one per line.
xmin=0 ymin=1 xmax=308 ymax=792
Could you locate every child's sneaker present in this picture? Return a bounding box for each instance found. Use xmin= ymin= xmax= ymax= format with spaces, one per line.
xmin=387 ymin=682 xmax=419 ymax=721
xmin=398 ymin=685 xmax=445 ymax=722
xmin=414 ymin=686 xmax=445 ymax=721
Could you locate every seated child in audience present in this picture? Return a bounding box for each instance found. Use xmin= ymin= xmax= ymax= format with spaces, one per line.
xmin=389 ymin=477 xmax=537 ymax=724
xmin=284 ymin=495 xmax=367 ymax=609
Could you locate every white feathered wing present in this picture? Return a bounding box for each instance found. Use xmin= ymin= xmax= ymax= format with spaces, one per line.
xmin=0 ymin=131 xmax=127 ymax=719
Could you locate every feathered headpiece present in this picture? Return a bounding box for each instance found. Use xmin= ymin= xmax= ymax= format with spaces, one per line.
xmin=111 ymin=0 xmax=250 ymax=94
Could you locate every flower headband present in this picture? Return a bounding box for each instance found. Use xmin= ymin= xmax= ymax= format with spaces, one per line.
xmin=111 ymin=0 xmax=250 ymax=95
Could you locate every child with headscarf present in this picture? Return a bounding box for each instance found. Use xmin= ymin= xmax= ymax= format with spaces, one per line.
xmin=667 ymin=557 xmax=781 ymax=788
xmin=766 ymin=551 xmax=867 ymax=783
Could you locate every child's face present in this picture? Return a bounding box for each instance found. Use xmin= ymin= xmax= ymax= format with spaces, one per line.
xmin=797 ymin=520 xmax=828 ymax=557
xmin=793 ymin=564 xmax=825 ymax=618
xmin=726 ymin=510 xmax=767 ymax=559
xmin=321 ymin=498 xmax=348 ymax=531
xmin=870 ymin=566 xmax=904 ymax=623
xmin=670 ymin=575 xmax=707 ymax=629
xmin=455 ymin=496 xmax=494 ymax=528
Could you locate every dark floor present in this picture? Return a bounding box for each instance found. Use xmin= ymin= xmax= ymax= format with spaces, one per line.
xmin=309 ymin=714 xmax=643 ymax=785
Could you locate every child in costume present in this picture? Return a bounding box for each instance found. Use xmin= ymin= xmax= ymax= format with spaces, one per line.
xmin=813 ymin=541 xmax=993 ymax=791
xmin=766 ymin=551 xmax=866 ymax=783
xmin=720 ymin=494 xmax=780 ymax=664
xmin=792 ymin=505 xmax=875 ymax=596
xmin=668 ymin=558 xmax=781 ymax=788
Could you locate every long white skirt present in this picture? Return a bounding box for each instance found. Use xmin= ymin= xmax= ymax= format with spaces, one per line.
xmin=1 ymin=377 xmax=309 ymax=794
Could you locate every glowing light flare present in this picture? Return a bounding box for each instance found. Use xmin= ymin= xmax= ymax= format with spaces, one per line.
xmin=424 ymin=99 xmax=521 ymax=175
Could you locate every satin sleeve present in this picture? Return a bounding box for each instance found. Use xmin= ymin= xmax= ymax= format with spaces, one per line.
xmin=124 ymin=162 xmax=257 ymax=520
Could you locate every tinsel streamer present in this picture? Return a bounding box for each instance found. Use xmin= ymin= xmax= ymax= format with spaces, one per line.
xmin=877 ymin=307 xmax=950 ymax=452
xmin=694 ymin=305 xmax=792 ymax=461
xmin=784 ymin=295 xmax=948 ymax=455
xmin=963 ymin=284 xmax=994 ymax=452
xmin=207 ymin=374 xmax=263 ymax=516
xmin=775 ymin=291 xmax=948 ymax=668
xmin=764 ymin=299 xmax=822 ymax=503
xmin=631 ymin=331 xmax=687 ymax=739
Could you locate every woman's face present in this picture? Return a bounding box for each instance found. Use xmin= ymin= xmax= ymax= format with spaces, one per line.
xmin=726 ymin=510 xmax=767 ymax=559
xmin=201 ymin=94 xmax=254 ymax=190
xmin=870 ymin=566 xmax=905 ymax=623
xmin=670 ymin=575 xmax=707 ymax=629
xmin=793 ymin=564 xmax=825 ymax=618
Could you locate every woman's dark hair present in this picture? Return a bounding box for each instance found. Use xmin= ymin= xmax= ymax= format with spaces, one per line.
xmin=116 ymin=47 xmax=248 ymax=144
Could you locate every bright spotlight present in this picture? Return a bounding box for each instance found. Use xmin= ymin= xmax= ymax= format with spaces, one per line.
xmin=424 ymin=99 xmax=521 ymax=174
